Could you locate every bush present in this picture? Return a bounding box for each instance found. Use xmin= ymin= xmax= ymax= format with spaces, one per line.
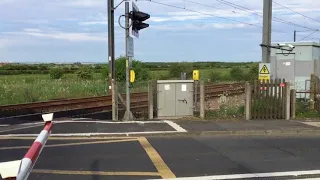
xmin=115 ymin=56 xmax=150 ymax=82
xmin=230 ymin=67 xmax=244 ymax=81
xmin=101 ymin=66 xmax=109 ymax=79
xmin=210 ymin=71 xmax=222 ymax=82
xmin=76 ymin=67 xmax=93 ymax=80
xmin=245 ymin=63 xmax=259 ymax=82
xmin=49 ymin=68 xmax=64 ymax=79
xmin=168 ymin=62 xmax=193 ymax=79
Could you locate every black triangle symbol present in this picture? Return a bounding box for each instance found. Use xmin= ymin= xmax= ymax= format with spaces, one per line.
xmin=260 ymin=65 xmax=270 ymax=74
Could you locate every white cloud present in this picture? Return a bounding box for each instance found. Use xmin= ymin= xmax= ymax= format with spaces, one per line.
xmin=78 ymin=21 xmax=108 ymax=25
xmin=5 ymin=31 xmax=107 ymax=42
xmin=23 ymin=28 xmax=43 ymax=33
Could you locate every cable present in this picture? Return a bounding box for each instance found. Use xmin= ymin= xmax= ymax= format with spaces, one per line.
xmin=211 ymin=0 xmax=319 ymax=31
xmin=298 ymin=30 xmax=319 ymax=42
xmin=141 ymin=0 xmax=290 ymax=34
xmin=273 ymin=1 xmax=320 ymax=24
xmin=144 ymin=0 xmax=262 ymax=28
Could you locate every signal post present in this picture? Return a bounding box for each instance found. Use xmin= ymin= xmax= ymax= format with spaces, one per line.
xmin=123 ymin=1 xmax=150 ymax=121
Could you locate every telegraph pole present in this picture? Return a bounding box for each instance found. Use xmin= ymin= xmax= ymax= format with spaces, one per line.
xmin=262 ymin=0 xmax=272 ymax=63
xmin=108 ymin=0 xmax=117 ymax=121
xmin=123 ymin=1 xmax=133 ymax=121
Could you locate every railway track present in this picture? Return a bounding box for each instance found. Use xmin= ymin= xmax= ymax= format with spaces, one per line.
xmin=0 ymin=83 xmax=245 ymax=119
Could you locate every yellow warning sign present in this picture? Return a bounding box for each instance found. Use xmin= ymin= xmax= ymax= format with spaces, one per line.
xmin=259 ymin=75 xmax=270 ymax=81
xmin=259 ymin=65 xmax=270 ymax=74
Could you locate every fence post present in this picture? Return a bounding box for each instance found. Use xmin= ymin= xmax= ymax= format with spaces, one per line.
xmin=290 ymin=89 xmax=296 ymax=119
xmin=310 ymin=74 xmax=315 ymax=110
xmin=148 ymin=80 xmax=154 ymax=120
xmin=245 ymin=82 xmax=252 ymax=120
xmin=285 ymin=82 xmax=291 ymax=120
xmin=200 ymin=81 xmax=205 ymax=119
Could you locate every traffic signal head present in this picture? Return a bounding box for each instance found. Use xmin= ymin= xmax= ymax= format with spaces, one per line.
xmin=129 ymin=6 xmax=150 ymax=37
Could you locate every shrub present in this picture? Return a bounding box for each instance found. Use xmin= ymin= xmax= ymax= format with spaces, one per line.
xmin=101 ymin=66 xmax=109 ymax=79
xmin=115 ymin=56 xmax=150 ymax=82
xmin=210 ymin=71 xmax=222 ymax=82
xmin=76 ymin=67 xmax=93 ymax=80
xmin=246 ymin=64 xmax=259 ymax=82
xmin=49 ymin=68 xmax=64 ymax=79
xmin=168 ymin=62 xmax=193 ymax=79
xmin=230 ymin=67 xmax=244 ymax=81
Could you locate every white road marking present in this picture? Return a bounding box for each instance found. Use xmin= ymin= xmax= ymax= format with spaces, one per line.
xmin=54 ymin=120 xmax=166 ymax=124
xmin=164 ymin=120 xmax=187 ymax=132
xmin=0 ymin=125 xmax=10 ymax=127
xmin=0 ymin=130 xmax=182 ymax=137
xmin=301 ymin=122 xmax=320 ymax=127
xmin=155 ymin=170 xmax=320 ymax=180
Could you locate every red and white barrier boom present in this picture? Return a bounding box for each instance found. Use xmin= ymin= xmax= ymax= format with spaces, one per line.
xmin=0 ymin=113 xmax=54 ymax=180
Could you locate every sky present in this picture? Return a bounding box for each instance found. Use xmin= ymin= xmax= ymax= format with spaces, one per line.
xmin=0 ymin=0 xmax=320 ymax=63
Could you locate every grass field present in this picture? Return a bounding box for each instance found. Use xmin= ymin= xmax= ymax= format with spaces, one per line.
xmin=0 ymin=68 xmax=245 ymax=105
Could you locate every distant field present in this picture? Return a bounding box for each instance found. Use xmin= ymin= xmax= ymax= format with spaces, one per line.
xmin=0 ymin=68 xmax=245 ymax=105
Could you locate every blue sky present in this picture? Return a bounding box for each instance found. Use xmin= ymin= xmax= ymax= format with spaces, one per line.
xmin=0 ymin=0 xmax=320 ymax=63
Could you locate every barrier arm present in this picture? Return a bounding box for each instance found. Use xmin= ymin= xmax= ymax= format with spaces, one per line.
xmin=0 ymin=113 xmax=54 ymax=180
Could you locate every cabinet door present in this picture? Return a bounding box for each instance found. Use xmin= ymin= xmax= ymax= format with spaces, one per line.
xmin=175 ymin=83 xmax=193 ymax=116
xmin=157 ymin=83 xmax=176 ymax=117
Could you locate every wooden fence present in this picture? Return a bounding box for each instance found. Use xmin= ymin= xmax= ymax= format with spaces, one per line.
xmin=246 ymin=79 xmax=290 ymax=120
xmin=311 ymin=74 xmax=320 ymax=111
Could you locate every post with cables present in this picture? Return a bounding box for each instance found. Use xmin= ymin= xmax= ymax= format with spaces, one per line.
xmin=123 ymin=1 xmax=134 ymax=121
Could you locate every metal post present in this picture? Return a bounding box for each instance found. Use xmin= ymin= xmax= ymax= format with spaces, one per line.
xmin=108 ymin=0 xmax=117 ymax=121
xmin=123 ymin=1 xmax=133 ymax=121
xmin=290 ymin=89 xmax=296 ymax=119
xmin=148 ymin=80 xmax=154 ymax=120
xmin=194 ymin=80 xmax=198 ymax=112
xmin=285 ymin=82 xmax=291 ymax=120
xmin=262 ymin=0 xmax=272 ymax=63
xmin=294 ymin=30 xmax=296 ymax=42
xmin=200 ymin=81 xmax=205 ymax=119
xmin=245 ymin=82 xmax=252 ymax=120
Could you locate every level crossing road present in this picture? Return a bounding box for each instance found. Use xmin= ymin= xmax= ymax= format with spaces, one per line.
xmin=2 ymin=135 xmax=320 ymax=180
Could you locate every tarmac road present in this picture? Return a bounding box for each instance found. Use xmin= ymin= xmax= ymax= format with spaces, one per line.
xmin=2 ymin=135 xmax=320 ymax=180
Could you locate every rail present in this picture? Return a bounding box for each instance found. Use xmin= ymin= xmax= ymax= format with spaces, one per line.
xmin=0 ymin=83 xmax=245 ymax=118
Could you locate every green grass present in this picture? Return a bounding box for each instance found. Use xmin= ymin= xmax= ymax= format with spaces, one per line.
xmin=0 ymin=67 xmax=245 ymax=105
xmin=0 ymin=74 xmax=109 ymax=105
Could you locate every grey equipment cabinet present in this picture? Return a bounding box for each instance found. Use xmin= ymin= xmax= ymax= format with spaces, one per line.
xmin=156 ymin=80 xmax=194 ymax=118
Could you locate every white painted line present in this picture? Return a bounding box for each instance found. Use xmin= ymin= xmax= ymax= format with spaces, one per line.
xmin=301 ymin=122 xmax=320 ymax=127
xmin=155 ymin=170 xmax=320 ymax=180
xmin=21 ymin=122 xmax=44 ymax=126
xmin=53 ymin=120 xmax=166 ymax=124
xmin=0 ymin=130 xmax=181 ymax=137
xmin=164 ymin=120 xmax=187 ymax=132
xmin=0 ymin=124 xmax=10 ymax=127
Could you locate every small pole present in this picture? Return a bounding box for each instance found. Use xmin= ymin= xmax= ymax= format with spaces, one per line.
xmin=124 ymin=1 xmax=132 ymax=121
xmin=148 ymin=80 xmax=154 ymax=120
xmin=200 ymin=81 xmax=205 ymax=119
xmin=245 ymin=82 xmax=252 ymax=120
xmin=290 ymin=89 xmax=296 ymax=119
xmin=285 ymin=82 xmax=291 ymax=120
xmin=194 ymin=80 xmax=198 ymax=112
xmin=294 ymin=30 xmax=296 ymax=42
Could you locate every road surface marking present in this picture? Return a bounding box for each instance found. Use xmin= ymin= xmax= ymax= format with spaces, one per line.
xmin=0 ymin=131 xmax=180 ymax=137
xmin=32 ymin=169 xmax=160 ymax=176
xmin=0 ymin=124 xmax=44 ymax=133
xmin=138 ymin=137 xmax=176 ymax=179
xmin=301 ymin=122 xmax=320 ymax=127
xmin=0 ymin=125 xmax=10 ymax=127
xmin=0 ymin=139 xmax=136 ymax=150
xmin=160 ymin=169 xmax=320 ymax=180
xmin=58 ymin=120 xmax=166 ymax=124
xmin=164 ymin=120 xmax=187 ymax=132
xmin=0 ymin=136 xmax=136 ymax=140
